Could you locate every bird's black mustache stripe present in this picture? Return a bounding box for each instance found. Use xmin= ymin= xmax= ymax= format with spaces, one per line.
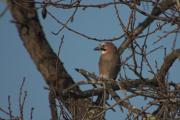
xmin=94 ymin=46 xmax=106 ymax=51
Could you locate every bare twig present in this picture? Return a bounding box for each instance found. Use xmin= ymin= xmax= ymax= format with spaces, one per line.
xmin=47 ymin=10 xmax=125 ymax=42
xmin=30 ymin=107 xmax=34 ymax=120
xmin=19 ymin=77 xmax=26 ymax=120
xmin=0 ymin=4 xmax=9 ymax=17
xmin=8 ymin=96 xmax=13 ymax=120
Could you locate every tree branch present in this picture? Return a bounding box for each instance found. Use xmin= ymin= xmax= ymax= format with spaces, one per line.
xmin=155 ymin=49 xmax=180 ymax=88
xmin=118 ymin=0 xmax=176 ymax=55
xmin=9 ymin=0 xmax=103 ymax=119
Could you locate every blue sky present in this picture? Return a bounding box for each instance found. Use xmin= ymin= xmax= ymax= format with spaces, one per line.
xmin=0 ymin=1 xmax=180 ymax=119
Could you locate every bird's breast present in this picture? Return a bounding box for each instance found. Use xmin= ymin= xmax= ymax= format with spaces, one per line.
xmin=99 ymin=53 xmax=120 ymax=80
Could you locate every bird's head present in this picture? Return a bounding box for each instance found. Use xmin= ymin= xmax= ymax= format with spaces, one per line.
xmin=94 ymin=42 xmax=118 ymax=55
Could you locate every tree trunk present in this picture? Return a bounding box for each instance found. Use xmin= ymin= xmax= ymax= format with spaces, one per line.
xmin=9 ymin=0 xmax=104 ymax=119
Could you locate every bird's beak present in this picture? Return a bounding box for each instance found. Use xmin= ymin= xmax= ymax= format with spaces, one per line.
xmin=94 ymin=45 xmax=105 ymax=51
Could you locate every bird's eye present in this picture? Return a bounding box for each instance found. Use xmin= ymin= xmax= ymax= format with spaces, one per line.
xmin=101 ymin=45 xmax=106 ymax=51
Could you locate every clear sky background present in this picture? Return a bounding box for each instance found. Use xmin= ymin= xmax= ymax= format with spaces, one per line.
xmin=0 ymin=1 xmax=180 ymax=120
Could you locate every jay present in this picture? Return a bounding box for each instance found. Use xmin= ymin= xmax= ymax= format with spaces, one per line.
xmin=94 ymin=42 xmax=120 ymax=104
xmin=94 ymin=42 xmax=120 ymax=80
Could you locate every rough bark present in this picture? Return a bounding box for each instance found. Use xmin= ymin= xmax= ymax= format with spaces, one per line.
xmin=9 ymin=0 xmax=103 ymax=119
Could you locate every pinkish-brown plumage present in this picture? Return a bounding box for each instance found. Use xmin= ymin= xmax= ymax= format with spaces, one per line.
xmin=94 ymin=42 xmax=120 ymax=80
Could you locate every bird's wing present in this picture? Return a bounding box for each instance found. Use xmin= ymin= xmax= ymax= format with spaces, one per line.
xmin=109 ymin=54 xmax=120 ymax=80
